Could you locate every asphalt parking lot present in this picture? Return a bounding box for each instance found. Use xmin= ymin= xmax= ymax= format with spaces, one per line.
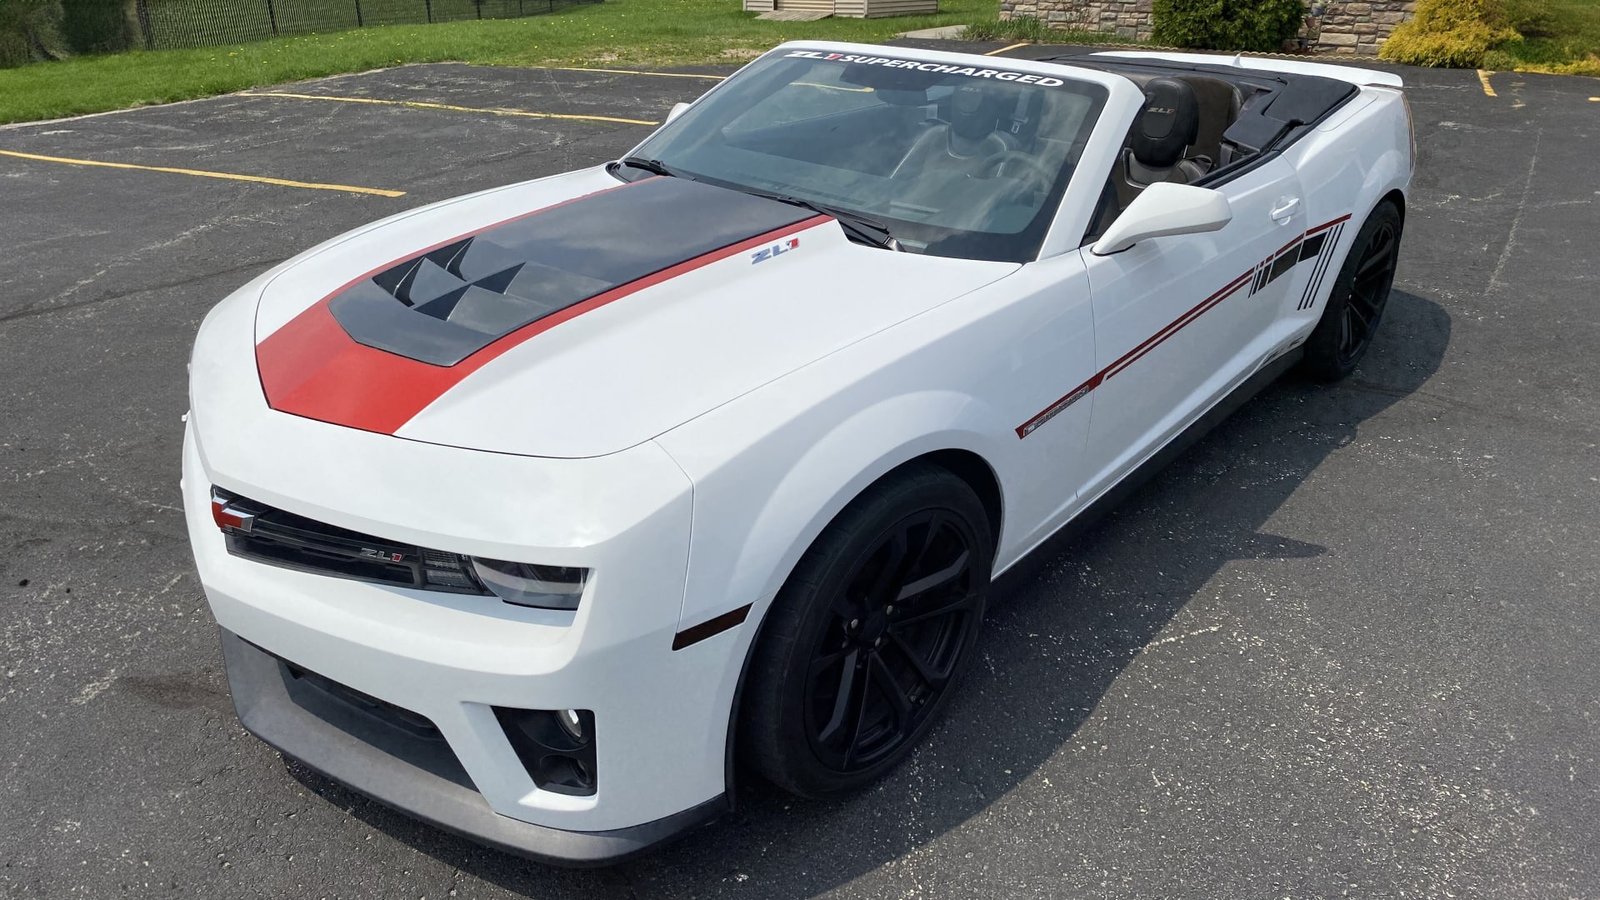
xmin=3 ymin=41 xmax=1598 ymax=899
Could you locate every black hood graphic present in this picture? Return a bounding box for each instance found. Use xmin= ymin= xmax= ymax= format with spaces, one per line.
xmin=329 ymin=176 xmax=815 ymax=366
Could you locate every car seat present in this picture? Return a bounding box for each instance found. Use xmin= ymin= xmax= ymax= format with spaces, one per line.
xmin=1114 ymin=77 xmax=1210 ymax=208
xmin=891 ymin=83 xmax=1010 ymax=181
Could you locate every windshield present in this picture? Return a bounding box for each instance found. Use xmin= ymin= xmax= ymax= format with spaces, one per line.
xmin=625 ymin=49 xmax=1108 ymax=263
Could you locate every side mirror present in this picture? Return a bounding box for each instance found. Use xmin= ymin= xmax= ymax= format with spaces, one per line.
xmin=1091 ymin=182 xmax=1233 ymax=256
xmin=665 ymin=101 xmax=691 ymax=124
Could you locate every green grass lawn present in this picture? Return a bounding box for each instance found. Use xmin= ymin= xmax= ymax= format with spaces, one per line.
xmin=0 ymin=0 xmax=1034 ymax=124
xmin=1487 ymin=0 xmax=1600 ymax=74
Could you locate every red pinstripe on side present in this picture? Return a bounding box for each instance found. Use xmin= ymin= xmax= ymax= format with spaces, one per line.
xmin=1014 ymin=270 xmax=1252 ymax=439
xmin=1304 ymin=213 xmax=1351 ymax=237
xmin=256 ymin=198 xmax=829 ymax=435
xmin=1101 ymin=269 xmax=1254 ymax=382
xmin=1015 ymin=213 xmax=1351 ymax=439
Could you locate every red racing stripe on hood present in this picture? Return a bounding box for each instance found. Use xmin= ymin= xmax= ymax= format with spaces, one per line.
xmin=256 ymin=213 xmax=830 ymax=436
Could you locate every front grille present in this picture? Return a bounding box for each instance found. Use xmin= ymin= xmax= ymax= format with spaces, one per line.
xmin=244 ymin=636 xmax=476 ymax=791
xmin=213 ymin=488 xmax=490 ymax=595
xmin=283 ymin=658 xmax=443 ymax=741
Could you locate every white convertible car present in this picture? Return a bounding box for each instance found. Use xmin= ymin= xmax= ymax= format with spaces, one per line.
xmin=184 ymin=42 xmax=1411 ymax=863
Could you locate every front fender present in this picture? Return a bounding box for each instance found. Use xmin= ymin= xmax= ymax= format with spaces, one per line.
xmin=755 ymin=392 xmax=1002 ymax=627
xmin=651 ymin=383 xmax=1015 ymax=797
xmin=659 ymin=386 xmax=1014 ymax=638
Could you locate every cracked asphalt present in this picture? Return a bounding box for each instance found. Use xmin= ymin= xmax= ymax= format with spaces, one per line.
xmin=2 ymin=45 xmax=1598 ymax=899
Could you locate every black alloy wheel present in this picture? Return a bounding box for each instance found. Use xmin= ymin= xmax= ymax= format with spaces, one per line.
xmin=740 ymin=464 xmax=993 ymax=797
xmin=803 ymin=508 xmax=981 ymax=772
xmin=1300 ymin=200 xmax=1404 ymax=381
xmin=1337 ymin=216 xmax=1400 ymax=367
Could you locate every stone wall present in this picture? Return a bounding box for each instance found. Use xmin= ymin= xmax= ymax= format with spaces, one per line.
xmin=1308 ymin=0 xmax=1417 ymax=54
xmin=1000 ymin=0 xmax=1157 ymax=41
xmin=997 ymin=0 xmax=1416 ymax=54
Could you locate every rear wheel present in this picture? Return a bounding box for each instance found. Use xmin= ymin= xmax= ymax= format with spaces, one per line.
xmin=740 ymin=464 xmax=993 ymax=798
xmin=1299 ymin=201 xmax=1403 ymax=381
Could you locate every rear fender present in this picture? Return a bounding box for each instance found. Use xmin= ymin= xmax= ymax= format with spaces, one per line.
xmin=1288 ymin=87 xmax=1412 ymax=316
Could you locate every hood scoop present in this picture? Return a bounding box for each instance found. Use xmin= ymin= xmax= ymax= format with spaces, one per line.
xmin=325 ymin=176 xmax=815 ymax=367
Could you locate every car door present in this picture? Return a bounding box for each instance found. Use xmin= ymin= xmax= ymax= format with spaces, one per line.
xmin=1075 ymin=157 xmax=1307 ymax=499
xmin=999 ymin=252 xmax=1102 ymax=555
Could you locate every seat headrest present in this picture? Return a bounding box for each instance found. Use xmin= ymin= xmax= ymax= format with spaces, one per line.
xmin=1130 ymin=77 xmax=1200 ymax=169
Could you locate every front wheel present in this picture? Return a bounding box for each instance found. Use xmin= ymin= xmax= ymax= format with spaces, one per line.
xmin=1298 ymin=200 xmax=1403 ymax=381
xmin=739 ymin=464 xmax=993 ymax=798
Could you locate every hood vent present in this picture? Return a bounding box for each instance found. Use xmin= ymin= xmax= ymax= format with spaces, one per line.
xmin=327 ymin=176 xmax=814 ymax=366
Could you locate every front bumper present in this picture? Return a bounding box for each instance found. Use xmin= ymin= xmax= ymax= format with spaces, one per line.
xmin=219 ymin=628 xmax=724 ymax=865
xmin=182 ymin=410 xmax=753 ymax=862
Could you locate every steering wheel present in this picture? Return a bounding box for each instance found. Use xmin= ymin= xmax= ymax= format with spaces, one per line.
xmin=989 ymin=151 xmax=1056 ymax=200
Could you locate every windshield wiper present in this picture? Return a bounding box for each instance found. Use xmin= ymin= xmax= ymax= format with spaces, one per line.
xmin=767 ymin=194 xmax=901 ymax=251
xmin=612 ymin=163 xmax=898 ymax=250
xmin=615 ymin=156 xmax=690 ymax=180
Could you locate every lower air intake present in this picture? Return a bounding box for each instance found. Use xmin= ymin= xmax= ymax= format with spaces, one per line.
xmin=494 ymin=707 xmax=598 ymax=797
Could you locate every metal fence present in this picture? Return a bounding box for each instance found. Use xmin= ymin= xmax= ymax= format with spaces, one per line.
xmin=132 ymin=0 xmax=599 ymax=50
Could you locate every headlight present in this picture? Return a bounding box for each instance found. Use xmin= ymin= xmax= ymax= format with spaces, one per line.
xmin=471 ymin=559 xmax=589 ymax=610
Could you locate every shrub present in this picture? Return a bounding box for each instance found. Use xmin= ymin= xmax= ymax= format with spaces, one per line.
xmin=1502 ymin=0 xmax=1556 ymax=37
xmin=1379 ymin=0 xmax=1519 ymax=66
xmin=1484 ymin=45 xmax=1600 ymax=73
xmin=1151 ymin=0 xmax=1307 ymax=52
xmin=0 ymin=0 xmax=66 ymax=67
xmin=60 ymin=0 xmax=135 ymax=53
xmin=1525 ymin=53 xmax=1600 ymax=74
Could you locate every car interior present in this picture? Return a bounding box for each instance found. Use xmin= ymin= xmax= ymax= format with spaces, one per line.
xmin=1059 ymin=57 xmax=1359 ymax=241
xmin=715 ymin=69 xmax=1101 ymax=244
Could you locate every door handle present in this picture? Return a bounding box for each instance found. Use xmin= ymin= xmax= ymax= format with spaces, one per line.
xmin=1270 ymin=197 xmax=1302 ymax=222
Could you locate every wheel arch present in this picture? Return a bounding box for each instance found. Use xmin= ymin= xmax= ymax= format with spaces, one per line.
xmin=673 ymin=390 xmax=1015 ymax=636
xmin=909 ymin=448 xmax=1003 ymax=541
xmin=668 ymin=389 xmax=1016 ymax=799
xmin=717 ymin=437 xmax=1009 ymax=800
xmin=1379 ymin=187 xmax=1406 ymax=223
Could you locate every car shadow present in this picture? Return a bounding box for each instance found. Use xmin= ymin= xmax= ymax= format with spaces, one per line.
xmin=288 ymin=287 xmax=1450 ymax=897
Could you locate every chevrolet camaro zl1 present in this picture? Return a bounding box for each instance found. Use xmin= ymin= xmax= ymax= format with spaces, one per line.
xmin=184 ymin=42 xmax=1412 ymax=864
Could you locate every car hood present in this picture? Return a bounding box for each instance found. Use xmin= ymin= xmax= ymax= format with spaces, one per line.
xmin=253 ymin=168 xmax=1016 ymax=458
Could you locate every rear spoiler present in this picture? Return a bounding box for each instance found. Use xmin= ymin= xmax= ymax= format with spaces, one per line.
xmin=1091 ymin=50 xmax=1404 ymax=88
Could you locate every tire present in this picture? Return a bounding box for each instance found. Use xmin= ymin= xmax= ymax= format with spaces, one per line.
xmin=739 ymin=464 xmax=994 ymax=798
xmin=1298 ymin=200 xmax=1404 ymax=382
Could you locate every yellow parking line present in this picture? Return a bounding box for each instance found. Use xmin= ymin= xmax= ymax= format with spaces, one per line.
xmin=243 ymin=91 xmax=659 ymax=126
xmin=546 ymin=66 xmax=726 ymax=81
xmin=1476 ymin=69 xmax=1498 ymax=97
xmin=986 ymin=41 xmax=1033 ymax=56
xmin=0 ymin=148 xmax=404 ymax=197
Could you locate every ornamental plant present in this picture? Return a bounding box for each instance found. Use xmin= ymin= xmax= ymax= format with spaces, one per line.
xmin=1151 ymin=0 xmax=1307 ymax=53
xmin=1380 ymin=0 xmax=1520 ymax=66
